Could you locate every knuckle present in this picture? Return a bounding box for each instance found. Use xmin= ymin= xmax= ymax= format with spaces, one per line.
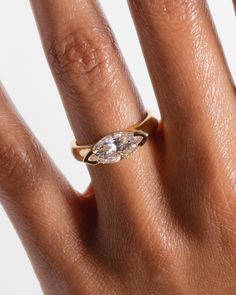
xmin=48 ymin=25 xmax=118 ymax=97
xmin=155 ymin=0 xmax=199 ymax=19
xmin=0 ymin=145 xmax=25 ymax=183
xmin=0 ymin=136 xmax=41 ymax=193
xmin=134 ymin=0 xmax=201 ymax=29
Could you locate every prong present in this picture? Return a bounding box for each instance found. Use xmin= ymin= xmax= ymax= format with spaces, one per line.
xmin=84 ymin=151 xmax=99 ymax=165
xmin=133 ymin=130 xmax=148 ymax=146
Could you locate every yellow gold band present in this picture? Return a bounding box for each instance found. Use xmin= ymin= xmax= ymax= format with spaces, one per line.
xmin=72 ymin=112 xmax=158 ymax=165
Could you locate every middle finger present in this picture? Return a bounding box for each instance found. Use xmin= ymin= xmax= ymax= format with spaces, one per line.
xmin=128 ymin=0 xmax=235 ymax=142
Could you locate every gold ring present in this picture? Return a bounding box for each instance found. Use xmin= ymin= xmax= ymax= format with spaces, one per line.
xmin=72 ymin=112 xmax=158 ymax=165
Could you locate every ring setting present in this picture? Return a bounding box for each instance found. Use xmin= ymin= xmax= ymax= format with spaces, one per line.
xmin=72 ymin=112 xmax=158 ymax=165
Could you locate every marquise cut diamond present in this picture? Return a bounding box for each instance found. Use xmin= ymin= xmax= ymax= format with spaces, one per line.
xmin=88 ymin=131 xmax=144 ymax=164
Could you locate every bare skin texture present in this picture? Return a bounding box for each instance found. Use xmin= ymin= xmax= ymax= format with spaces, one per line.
xmin=0 ymin=0 xmax=236 ymax=294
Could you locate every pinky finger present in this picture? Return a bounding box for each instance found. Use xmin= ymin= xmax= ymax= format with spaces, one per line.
xmin=0 ymin=83 xmax=90 ymax=292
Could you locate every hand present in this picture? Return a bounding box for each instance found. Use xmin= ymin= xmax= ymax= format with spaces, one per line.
xmin=1 ymin=1 xmax=236 ymax=294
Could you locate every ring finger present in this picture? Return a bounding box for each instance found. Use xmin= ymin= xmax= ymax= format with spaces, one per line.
xmin=30 ymin=0 xmax=162 ymax=241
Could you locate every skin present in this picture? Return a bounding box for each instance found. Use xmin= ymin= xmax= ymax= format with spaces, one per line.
xmin=0 ymin=0 xmax=236 ymax=294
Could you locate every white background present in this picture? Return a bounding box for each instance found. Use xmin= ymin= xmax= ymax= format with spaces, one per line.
xmin=0 ymin=1 xmax=235 ymax=294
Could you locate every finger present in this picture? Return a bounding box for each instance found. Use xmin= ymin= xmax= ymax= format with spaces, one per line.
xmin=128 ymin=1 xmax=236 ymax=231
xmin=30 ymin=0 xmax=162 ymax=231
xmin=128 ymin=1 xmax=236 ymax=140
xmin=83 ymin=183 xmax=95 ymax=198
xmin=30 ymin=0 xmax=145 ymax=143
xmin=233 ymin=0 xmax=236 ymax=12
xmin=0 ymin=84 xmax=89 ymax=292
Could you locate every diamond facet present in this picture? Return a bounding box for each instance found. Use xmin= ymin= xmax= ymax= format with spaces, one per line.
xmin=88 ymin=131 xmax=144 ymax=164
